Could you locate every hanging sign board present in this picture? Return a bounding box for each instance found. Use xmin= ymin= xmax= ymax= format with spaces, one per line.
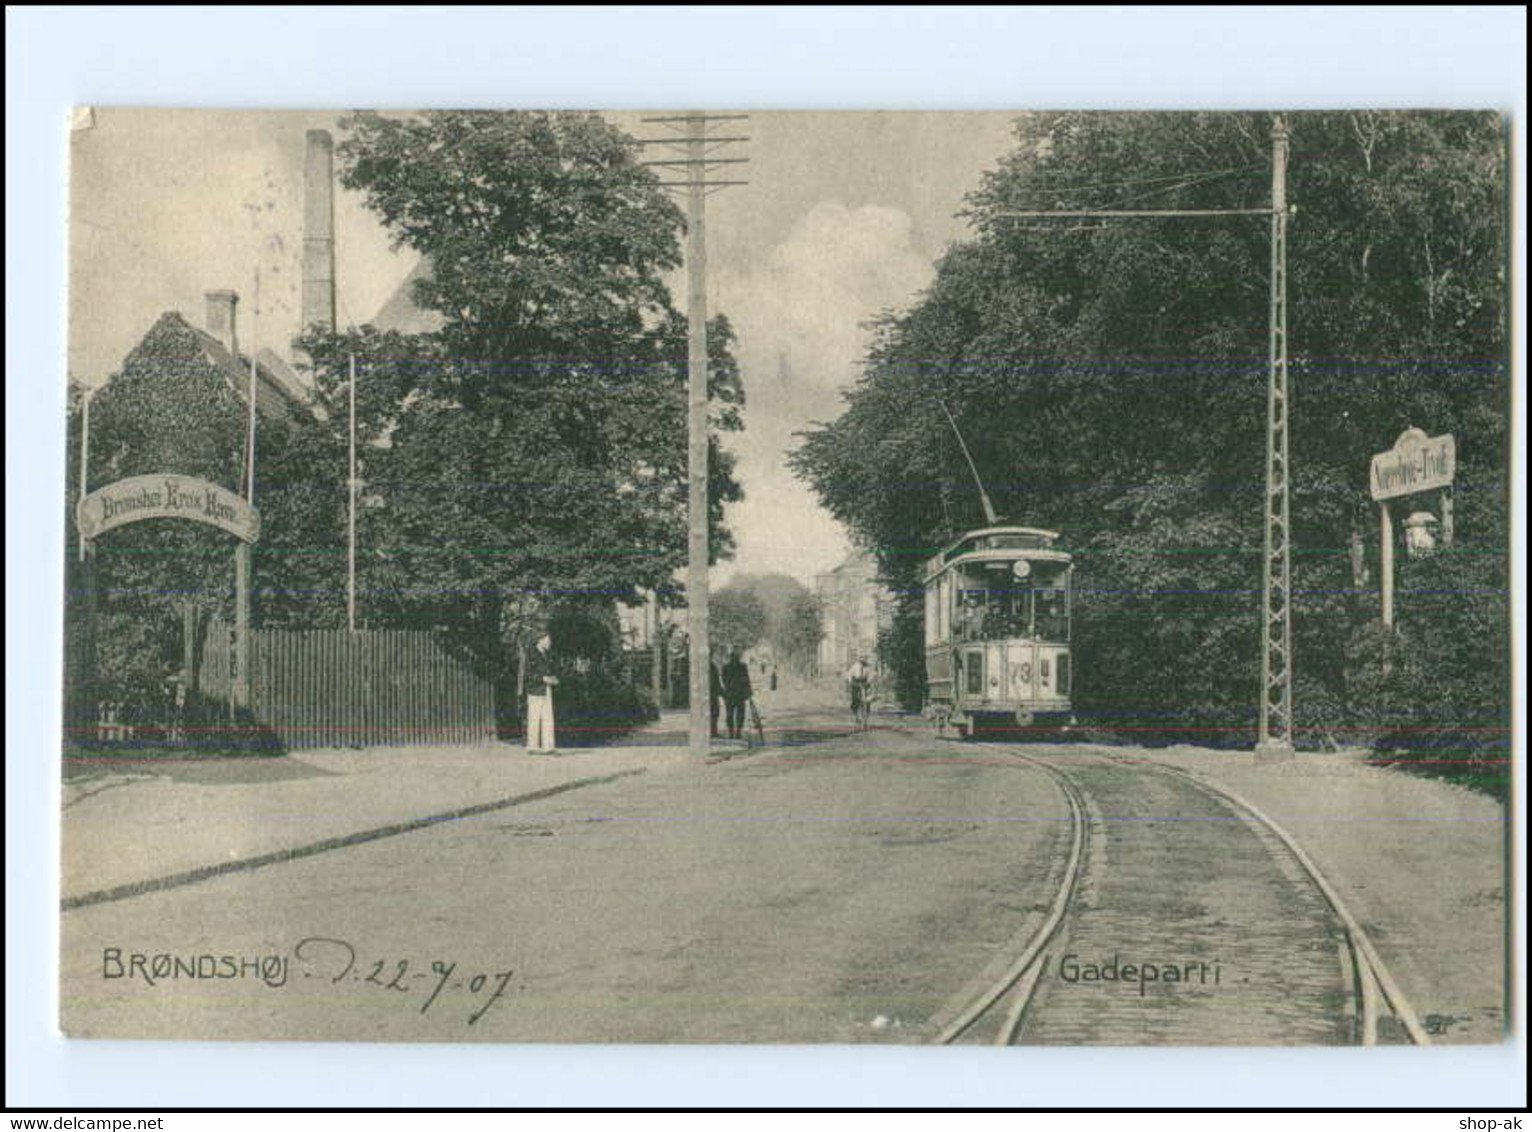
xmin=77 ymin=474 xmax=261 ymax=543
xmin=1369 ymin=430 xmax=1455 ymax=501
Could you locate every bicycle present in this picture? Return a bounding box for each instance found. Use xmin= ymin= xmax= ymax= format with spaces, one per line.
xmin=746 ymin=698 xmax=766 ymax=747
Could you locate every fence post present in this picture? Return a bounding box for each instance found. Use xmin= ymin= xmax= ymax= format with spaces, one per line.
xmin=233 ymin=544 xmax=251 ymax=709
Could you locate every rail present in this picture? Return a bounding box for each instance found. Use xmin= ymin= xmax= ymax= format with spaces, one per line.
xmin=936 ymin=746 xmax=1429 ymax=1046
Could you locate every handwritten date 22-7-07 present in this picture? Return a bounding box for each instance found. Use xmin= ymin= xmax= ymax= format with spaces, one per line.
xmin=294 ymin=937 xmax=513 ymax=1025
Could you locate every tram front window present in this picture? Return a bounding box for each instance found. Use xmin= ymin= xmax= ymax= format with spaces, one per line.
xmin=956 ymin=569 xmax=1032 ymax=641
xmin=953 ymin=561 xmax=1067 ymax=641
xmin=956 ymin=588 xmax=990 ymax=642
xmin=989 ymin=587 xmax=1030 ymax=638
xmin=1035 ymin=568 xmax=1069 ymax=641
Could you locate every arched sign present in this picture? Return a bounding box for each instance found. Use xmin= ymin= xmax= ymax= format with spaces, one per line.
xmin=77 ymin=474 xmax=260 ymax=544
xmin=75 ymin=473 xmax=260 ymax=712
xmin=1367 ymin=427 xmax=1455 ymax=629
xmin=1369 ymin=429 xmax=1455 ymax=502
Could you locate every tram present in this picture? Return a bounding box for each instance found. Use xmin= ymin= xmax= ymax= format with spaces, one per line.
xmin=923 ymin=525 xmax=1073 ymax=739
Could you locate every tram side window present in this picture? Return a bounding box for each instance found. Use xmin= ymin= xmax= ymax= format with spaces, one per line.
xmin=925 ymin=583 xmax=940 ymax=645
xmin=964 ymin=653 xmax=984 ymax=695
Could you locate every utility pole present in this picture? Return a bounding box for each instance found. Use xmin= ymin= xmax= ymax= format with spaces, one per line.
xmin=639 ymin=113 xmax=748 ymax=756
xmin=994 ymin=114 xmax=1296 ymax=760
xmin=1255 ymin=117 xmax=1294 ymax=759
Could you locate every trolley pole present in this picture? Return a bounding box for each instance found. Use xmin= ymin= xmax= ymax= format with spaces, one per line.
xmin=639 ymin=113 xmax=749 ymax=756
xmin=991 ymin=113 xmax=1298 ymax=761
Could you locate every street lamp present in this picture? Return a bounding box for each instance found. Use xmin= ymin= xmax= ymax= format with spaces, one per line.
xmin=1403 ymin=511 xmax=1439 ymax=558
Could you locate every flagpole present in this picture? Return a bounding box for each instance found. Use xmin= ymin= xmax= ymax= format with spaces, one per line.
xmin=348 ymin=352 xmax=358 ymax=632
xmin=77 ymin=386 xmax=93 ymax=561
xmin=247 ymin=268 xmax=259 ymax=502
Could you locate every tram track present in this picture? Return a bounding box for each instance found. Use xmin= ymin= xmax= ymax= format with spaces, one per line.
xmin=933 ymin=745 xmax=1430 ymax=1046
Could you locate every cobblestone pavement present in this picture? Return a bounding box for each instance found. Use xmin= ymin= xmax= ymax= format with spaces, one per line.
xmin=1008 ymin=750 xmax=1354 ymax=1045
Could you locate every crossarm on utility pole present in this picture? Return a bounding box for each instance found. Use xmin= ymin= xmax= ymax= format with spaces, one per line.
xmin=993 ymin=208 xmax=1274 ymax=219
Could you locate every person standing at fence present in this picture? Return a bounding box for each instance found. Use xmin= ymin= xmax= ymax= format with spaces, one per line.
xmin=524 ymin=633 xmax=560 ymax=753
xmin=162 ymin=662 xmax=189 ymax=744
xmin=721 ymin=647 xmax=752 ymax=740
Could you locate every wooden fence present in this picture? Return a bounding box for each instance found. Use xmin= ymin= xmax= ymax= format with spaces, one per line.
xmin=245 ymin=628 xmax=496 ymax=750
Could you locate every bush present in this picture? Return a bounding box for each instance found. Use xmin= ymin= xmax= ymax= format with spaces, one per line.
xmin=519 ymin=667 xmax=658 ymax=747
xmin=1342 ymin=545 xmax=1510 ymax=799
xmin=70 ymin=680 xmax=285 ymax=759
xmin=878 ymin=603 xmax=928 ymax=712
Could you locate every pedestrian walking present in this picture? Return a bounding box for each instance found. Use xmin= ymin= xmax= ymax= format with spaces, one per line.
xmin=770 ymin=667 xmax=778 ymax=692
xmin=721 ymin=647 xmax=753 ymax=739
xmin=524 ymin=633 xmax=560 ymax=753
xmin=846 ymin=655 xmax=873 ymax=729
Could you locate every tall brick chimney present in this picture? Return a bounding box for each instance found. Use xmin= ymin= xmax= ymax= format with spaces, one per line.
xmin=205 ymin=290 xmax=239 ymax=357
xmin=301 ymin=129 xmax=337 ymax=334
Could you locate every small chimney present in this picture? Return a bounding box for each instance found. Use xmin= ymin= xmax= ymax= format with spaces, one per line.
xmin=301 ymin=129 xmax=337 ymax=334
xmin=205 ymin=290 xmax=239 ymax=357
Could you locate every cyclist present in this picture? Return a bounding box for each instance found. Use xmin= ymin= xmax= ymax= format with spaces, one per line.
xmin=845 ymin=655 xmax=873 ymax=729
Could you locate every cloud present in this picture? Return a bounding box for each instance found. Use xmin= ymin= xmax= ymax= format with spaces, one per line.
xmin=713 ymin=201 xmax=933 ymax=583
xmin=720 ymin=200 xmax=931 ymax=418
xmin=68 ymin=110 xmax=411 ymax=386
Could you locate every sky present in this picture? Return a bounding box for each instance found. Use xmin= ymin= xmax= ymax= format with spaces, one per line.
xmin=69 ymin=108 xmax=1023 ymax=585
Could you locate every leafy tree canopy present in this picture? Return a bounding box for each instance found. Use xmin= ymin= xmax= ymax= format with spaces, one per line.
xmin=793 ymin=111 xmax=1507 ymax=766
xmin=296 ymin=110 xmax=747 ymax=673
xmin=710 ymin=584 xmax=768 ymax=656
xmin=723 ymin=572 xmax=824 ymax=674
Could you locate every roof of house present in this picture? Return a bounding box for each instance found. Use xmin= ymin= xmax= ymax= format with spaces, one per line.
xmin=123 ymin=311 xmax=309 ymax=423
xmin=371 ymin=257 xmax=446 ymax=335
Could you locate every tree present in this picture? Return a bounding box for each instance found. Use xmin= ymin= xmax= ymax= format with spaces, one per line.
xmin=793 ymin=112 xmax=1507 ymax=778
xmin=69 ymin=314 xmax=336 ymax=704
xmin=710 ymin=585 xmax=767 ymax=655
xmin=721 ymin=572 xmax=824 ymax=675
xmin=296 ymin=110 xmax=747 ymax=688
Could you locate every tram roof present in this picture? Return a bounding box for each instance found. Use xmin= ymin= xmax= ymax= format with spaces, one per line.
xmin=942 ymin=526 xmax=1061 ymax=554
xmin=925 ymin=526 xmax=1069 ymax=579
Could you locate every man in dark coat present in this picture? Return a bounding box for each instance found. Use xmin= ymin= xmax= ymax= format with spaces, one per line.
xmin=720 ymin=647 xmax=752 ymax=739
xmin=709 ymin=661 xmax=723 ymax=738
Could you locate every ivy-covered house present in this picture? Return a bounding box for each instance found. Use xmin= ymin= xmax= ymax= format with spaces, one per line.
xmin=66 ymin=291 xmax=338 ymax=731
